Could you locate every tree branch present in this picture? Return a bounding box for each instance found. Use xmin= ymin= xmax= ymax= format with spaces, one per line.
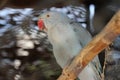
xmin=57 ymin=10 xmax=120 ymax=80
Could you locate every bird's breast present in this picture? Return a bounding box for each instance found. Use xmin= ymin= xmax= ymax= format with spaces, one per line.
xmin=47 ymin=25 xmax=82 ymax=67
xmin=51 ymin=37 xmax=82 ymax=68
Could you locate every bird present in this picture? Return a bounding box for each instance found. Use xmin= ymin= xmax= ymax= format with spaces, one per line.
xmin=37 ymin=11 xmax=102 ymax=80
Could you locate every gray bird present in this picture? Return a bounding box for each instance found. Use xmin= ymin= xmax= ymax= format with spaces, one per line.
xmin=38 ymin=11 xmax=102 ymax=80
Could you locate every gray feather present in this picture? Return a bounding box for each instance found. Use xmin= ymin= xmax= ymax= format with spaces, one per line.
xmin=39 ymin=11 xmax=102 ymax=80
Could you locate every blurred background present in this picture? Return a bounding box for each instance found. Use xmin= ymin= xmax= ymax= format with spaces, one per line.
xmin=0 ymin=0 xmax=120 ymax=80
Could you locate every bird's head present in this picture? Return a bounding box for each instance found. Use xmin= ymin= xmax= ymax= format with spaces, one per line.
xmin=37 ymin=11 xmax=70 ymax=32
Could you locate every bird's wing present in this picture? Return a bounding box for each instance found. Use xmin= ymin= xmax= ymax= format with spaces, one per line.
xmin=69 ymin=21 xmax=92 ymax=47
xmin=70 ymin=21 xmax=102 ymax=77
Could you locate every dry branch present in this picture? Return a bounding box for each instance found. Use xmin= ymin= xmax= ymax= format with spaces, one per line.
xmin=57 ymin=10 xmax=120 ymax=80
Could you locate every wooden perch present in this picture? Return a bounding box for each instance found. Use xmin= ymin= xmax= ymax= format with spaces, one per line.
xmin=57 ymin=10 xmax=120 ymax=80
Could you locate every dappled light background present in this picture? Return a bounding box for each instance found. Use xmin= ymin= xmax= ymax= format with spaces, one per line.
xmin=0 ymin=0 xmax=87 ymax=80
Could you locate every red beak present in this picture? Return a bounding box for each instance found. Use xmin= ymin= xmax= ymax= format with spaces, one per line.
xmin=37 ymin=19 xmax=45 ymax=30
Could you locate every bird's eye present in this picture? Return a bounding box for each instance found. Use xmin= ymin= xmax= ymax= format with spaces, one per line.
xmin=46 ymin=14 xmax=50 ymax=18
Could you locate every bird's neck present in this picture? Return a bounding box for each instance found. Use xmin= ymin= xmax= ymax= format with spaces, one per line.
xmin=47 ymin=23 xmax=70 ymax=45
